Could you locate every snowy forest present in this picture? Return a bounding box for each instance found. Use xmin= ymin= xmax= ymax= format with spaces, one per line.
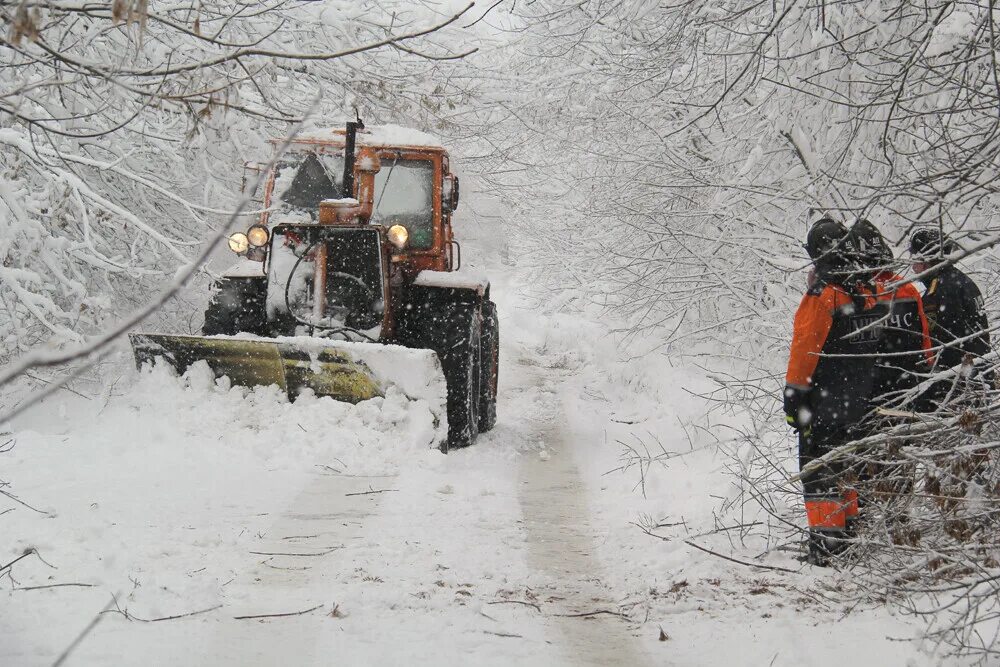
xmin=3 ymin=1 xmax=1000 ymax=664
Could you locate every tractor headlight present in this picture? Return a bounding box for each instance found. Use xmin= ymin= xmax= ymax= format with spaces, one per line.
xmin=247 ymin=225 xmax=269 ymax=247
xmin=387 ymin=224 xmax=409 ymax=249
xmin=228 ymin=232 xmax=249 ymax=254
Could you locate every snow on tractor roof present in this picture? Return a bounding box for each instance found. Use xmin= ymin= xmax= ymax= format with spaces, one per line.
xmin=295 ymin=124 xmax=444 ymax=149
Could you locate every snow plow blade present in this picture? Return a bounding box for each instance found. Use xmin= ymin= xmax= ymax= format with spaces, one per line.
xmin=128 ymin=333 xmax=448 ymax=413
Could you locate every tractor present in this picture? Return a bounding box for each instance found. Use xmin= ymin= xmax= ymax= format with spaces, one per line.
xmin=130 ymin=120 xmax=499 ymax=451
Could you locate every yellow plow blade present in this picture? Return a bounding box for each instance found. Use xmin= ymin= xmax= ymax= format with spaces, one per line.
xmin=128 ymin=333 xmax=381 ymax=403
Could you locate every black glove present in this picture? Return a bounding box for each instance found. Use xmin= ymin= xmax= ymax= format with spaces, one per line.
xmin=783 ymin=384 xmax=812 ymax=433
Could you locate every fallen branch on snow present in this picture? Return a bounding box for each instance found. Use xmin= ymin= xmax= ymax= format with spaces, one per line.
xmin=487 ymin=599 xmax=541 ymax=612
xmin=234 ymin=603 xmax=323 ymax=620
xmin=554 ymin=609 xmax=629 ymax=620
xmin=249 ymin=547 xmax=341 ymax=557
xmin=16 ymin=582 xmax=94 ymax=591
xmin=684 ymin=540 xmax=798 ymax=574
xmin=0 ymin=488 xmax=50 ymax=515
xmin=100 ymin=594 xmax=223 ymax=622
xmin=0 ymin=547 xmax=55 ymax=578
xmin=344 ymin=488 xmax=398 ymax=497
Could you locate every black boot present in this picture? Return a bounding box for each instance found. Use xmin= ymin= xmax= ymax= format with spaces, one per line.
xmin=807 ymin=530 xmax=845 ymax=567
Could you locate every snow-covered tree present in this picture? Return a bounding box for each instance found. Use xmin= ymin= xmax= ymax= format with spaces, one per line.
xmin=0 ymin=0 xmax=476 ymax=365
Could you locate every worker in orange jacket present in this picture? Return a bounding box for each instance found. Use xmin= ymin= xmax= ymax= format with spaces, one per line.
xmin=785 ymin=218 xmax=882 ymax=565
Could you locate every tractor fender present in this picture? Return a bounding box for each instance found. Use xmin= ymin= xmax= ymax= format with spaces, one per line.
xmin=412 ymin=269 xmax=490 ymax=301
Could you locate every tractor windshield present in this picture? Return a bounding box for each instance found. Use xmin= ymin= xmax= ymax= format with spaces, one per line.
xmin=269 ymin=151 xmax=435 ymax=249
xmin=370 ymin=158 xmax=434 ymax=249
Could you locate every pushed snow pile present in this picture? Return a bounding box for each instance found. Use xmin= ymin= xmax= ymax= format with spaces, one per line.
xmin=265 ymin=335 xmax=448 ymax=412
xmin=128 ymin=360 xmax=444 ymax=475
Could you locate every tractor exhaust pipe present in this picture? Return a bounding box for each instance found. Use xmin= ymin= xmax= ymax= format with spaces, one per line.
xmin=342 ymin=119 xmax=363 ymax=199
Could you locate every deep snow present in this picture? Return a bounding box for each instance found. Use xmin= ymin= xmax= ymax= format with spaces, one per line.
xmin=0 ymin=245 xmax=956 ymax=666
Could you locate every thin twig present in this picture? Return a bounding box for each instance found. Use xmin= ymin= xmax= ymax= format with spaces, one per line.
xmin=554 ymin=609 xmax=629 ymax=620
xmin=684 ymin=540 xmax=798 ymax=574
xmin=248 ymin=547 xmax=341 ymax=557
xmin=344 ymin=488 xmax=397 ymax=497
xmin=23 ymin=371 xmax=92 ymax=400
xmin=0 ymin=548 xmax=38 ymax=574
xmin=234 ymin=603 xmax=323 ymax=620
xmin=16 ymin=582 xmax=94 ymax=591
xmin=0 ymin=488 xmax=49 ymax=515
xmin=53 ymin=594 xmax=118 ymax=666
xmin=487 ymin=599 xmax=541 ymax=612
xmin=148 ymin=604 xmax=223 ymax=622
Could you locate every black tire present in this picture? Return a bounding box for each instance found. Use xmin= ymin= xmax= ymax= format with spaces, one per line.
xmin=478 ymin=300 xmax=499 ymax=432
xmin=439 ymin=304 xmax=482 ymax=451
xmin=202 ymin=278 xmax=267 ymax=336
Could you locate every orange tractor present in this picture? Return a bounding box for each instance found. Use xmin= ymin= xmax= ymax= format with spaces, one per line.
xmin=130 ymin=120 xmax=499 ymax=450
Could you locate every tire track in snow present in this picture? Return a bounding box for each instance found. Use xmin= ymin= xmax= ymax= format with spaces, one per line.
xmin=513 ymin=355 xmax=652 ymax=667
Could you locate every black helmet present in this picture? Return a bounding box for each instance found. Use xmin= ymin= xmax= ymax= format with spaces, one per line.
xmin=849 ymin=219 xmax=893 ymax=270
xmin=910 ymin=227 xmax=955 ymax=260
xmin=806 ymin=218 xmax=855 ymax=281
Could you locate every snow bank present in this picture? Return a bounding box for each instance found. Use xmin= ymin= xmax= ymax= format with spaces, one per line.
xmin=0 ymin=357 xmax=450 ymax=664
xmin=137 ymin=359 xmax=442 ymax=473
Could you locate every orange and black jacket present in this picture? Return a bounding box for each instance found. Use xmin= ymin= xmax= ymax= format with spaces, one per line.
xmin=871 ymin=272 xmax=933 ymax=400
xmin=785 ymin=280 xmax=881 ymax=433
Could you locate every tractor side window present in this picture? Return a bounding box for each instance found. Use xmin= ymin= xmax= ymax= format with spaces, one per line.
xmin=272 ymin=152 xmax=344 ymax=218
xmin=371 ymin=159 xmax=434 ymax=250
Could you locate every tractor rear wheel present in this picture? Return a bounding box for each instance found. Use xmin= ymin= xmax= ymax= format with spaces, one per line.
xmin=439 ymin=304 xmax=482 ymax=451
xmin=478 ymin=300 xmax=499 ymax=433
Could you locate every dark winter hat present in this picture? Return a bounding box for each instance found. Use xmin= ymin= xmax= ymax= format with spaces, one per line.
xmin=910 ymin=227 xmax=956 ymax=260
xmin=805 ymin=218 xmax=849 ymax=260
xmin=806 ymin=218 xmax=853 ymax=281
xmin=849 ymin=219 xmax=893 ymax=268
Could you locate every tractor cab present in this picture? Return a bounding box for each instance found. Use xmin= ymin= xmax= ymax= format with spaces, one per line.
xmin=240 ymin=124 xmax=460 ymax=278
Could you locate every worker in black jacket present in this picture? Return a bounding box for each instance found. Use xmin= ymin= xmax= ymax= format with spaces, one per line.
xmin=910 ymin=228 xmax=992 ymax=407
xmin=850 ymin=220 xmax=933 ymax=406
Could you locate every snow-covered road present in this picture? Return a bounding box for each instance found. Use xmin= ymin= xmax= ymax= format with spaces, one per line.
xmin=0 ymin=278 xmax=660 ymax=665
xmin=1 ymin=253 xmax=945 ymax=665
